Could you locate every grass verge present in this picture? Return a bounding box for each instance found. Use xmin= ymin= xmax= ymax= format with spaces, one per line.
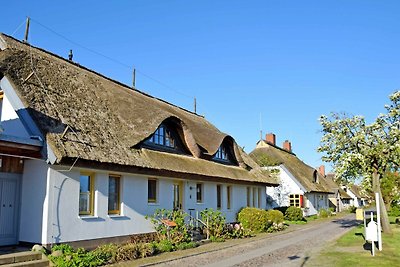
xmin=307 ymin=217 xmax=400 ymax=266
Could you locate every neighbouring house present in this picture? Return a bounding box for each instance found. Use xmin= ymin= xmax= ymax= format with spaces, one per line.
xmin=321 ymin=170 xmax=352 ymax=212
xmin=0 ymin=33 xmax=278 ymax=248
xmin=250 ymin=133 xmax=333 ymax=216
xmin=342 ymin=184 xmax=366 ymax=208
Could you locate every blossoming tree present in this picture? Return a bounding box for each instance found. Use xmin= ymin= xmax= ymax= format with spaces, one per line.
xmin=318 ymin=91 xmax=399 ymax=233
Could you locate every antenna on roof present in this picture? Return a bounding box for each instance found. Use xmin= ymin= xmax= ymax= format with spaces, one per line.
xmin=23 ymin=17 xmax=30 ymax=43
xmin=68 ymin=49 xmax=73 ymax=61
xmin=259 ymin=113 xmax=263 ymax=140
xmin=194 ymin=97 xmax=197 ymax=114
xmin=132 ymin=68 xmax=136 ymax=89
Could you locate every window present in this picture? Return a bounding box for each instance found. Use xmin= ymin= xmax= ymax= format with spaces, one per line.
xmin=227 ymin=186 xmax=232 ymax=210
xmin=246 ymin=187 xmax=251 ymax=207
xmin=253 ymin=187 xmax=257 ymax=207
xmin=289 ymin=194 xmax=303 ymax=208
xmin=147 ymin=124 xmax=176 ymax=148
xmin=79 ymin=173 xmax=94 ymax=215
xmin=196 ymin=183 xmax=203 ymax=203
xmin=313 ymin=171 xmax=319 ymax=183
xmin=213 ymin=145 xmax=230 ymax=161
xmin=258 ymin=188 xmax=262 ymax=208
xmin=108 ymin=175 xmax=120 ymax=214
xmin=217 ymin=185 xmax=222 ymax=209
xmin=148 ymin=179 xmax=158 ymax=203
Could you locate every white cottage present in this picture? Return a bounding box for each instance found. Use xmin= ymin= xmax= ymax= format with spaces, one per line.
xmin=0 ymin=33 xmax=277 ymax=248
xmin=250 ymin=134 xmax=332 ymax=216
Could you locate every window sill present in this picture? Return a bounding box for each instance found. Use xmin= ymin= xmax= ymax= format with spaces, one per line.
xmin=148 ymin=202 xmax=160 ymax=206
xmin=79 ymin=215 xmax=100 ymax=220
xmin=108 ymin=215 xmax=129 ymax=220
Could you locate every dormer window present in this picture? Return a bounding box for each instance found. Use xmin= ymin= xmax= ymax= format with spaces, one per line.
xmin=313 ymin=171 xmax=319 ymax=183
xmin=147 ymin=124 xmax=176 ymax=148
xmin=214 ymin=145 xmax=229 ymax=161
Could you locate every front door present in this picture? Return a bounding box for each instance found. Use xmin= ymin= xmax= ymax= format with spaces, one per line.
xmin=0 ymin=174 xmax=20 ymax=246
xmin=173 ymin=181 xmax=183 ymax=210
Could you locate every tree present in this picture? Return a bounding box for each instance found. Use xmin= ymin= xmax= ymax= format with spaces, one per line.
xmin=318 ymin=90 xmax=400 ymax=234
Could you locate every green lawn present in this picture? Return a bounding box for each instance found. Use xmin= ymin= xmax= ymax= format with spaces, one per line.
xmin=307 ymin=217 xmax=400 ymax=266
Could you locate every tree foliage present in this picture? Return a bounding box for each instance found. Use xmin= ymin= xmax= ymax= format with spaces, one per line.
xmin=318 ymin=90 xmax=400 ymax=233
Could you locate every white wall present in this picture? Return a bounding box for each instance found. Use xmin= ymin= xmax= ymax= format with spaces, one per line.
xmin=40 ymin=166 xmax=265 ymax=244
xmin=19 ymin=159 xmax=48 ymax=244
xmin=0 ymin=94 xmax=30 ymax=138
xmin=265 ymin=166 xmax=304 ymax=209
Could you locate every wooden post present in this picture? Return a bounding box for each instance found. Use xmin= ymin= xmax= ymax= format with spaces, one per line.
xmin=23 ymin=17 xmax=30 ymax=43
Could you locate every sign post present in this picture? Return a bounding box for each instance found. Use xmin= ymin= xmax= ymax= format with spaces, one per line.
xmin=375 ymin=192 xmax=382 ymax=251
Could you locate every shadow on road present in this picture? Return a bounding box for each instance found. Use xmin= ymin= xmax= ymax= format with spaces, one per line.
xmin=331 ymin=218 xmax=360 ymax=228
xmin=287 ymin=255 xmax=310 ymax=267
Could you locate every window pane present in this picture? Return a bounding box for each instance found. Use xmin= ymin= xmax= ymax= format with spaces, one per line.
xmin=247 ymin=187 xmax=251 ymax=207
xmin=217 ymin=185 xmax=222 ymax=209
xmin=227 ymin=186 xmax=231 ymax=210
xmin=148 ymin=179 xmax=157 ymax=202
xmin=79 ymin=174 xmax=93 ymax=215
xmin=196 ymin=183 xmax=202 ymax=203
xmin=108 ymin=176 xmax=120 ymax=214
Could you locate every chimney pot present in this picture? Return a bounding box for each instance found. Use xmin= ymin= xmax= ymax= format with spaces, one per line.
xmin=265 ymin=133 xmax=276 ymax=146
xmin=283 ymin=140 xmax=292 ymax=152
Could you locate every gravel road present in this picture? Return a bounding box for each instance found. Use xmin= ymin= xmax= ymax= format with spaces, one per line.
xmin=148 ymin=214 xmax=358 ymax=267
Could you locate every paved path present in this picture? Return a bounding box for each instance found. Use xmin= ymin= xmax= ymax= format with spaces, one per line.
xmin=147 ymin=214 xmax=358 ymax=267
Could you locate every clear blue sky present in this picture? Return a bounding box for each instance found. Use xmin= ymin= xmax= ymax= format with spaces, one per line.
xmin=2 ymin=1 xmax=399 ymax=172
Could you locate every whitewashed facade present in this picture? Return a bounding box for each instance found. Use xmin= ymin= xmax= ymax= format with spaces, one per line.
xmin=265 ymin=165 xmax=329 ymax=216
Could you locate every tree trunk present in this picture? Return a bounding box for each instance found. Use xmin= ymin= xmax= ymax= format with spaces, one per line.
xmin=372 ymin=170 xmax=392 ymax=234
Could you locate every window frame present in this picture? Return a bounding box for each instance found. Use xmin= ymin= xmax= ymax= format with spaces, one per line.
xmin=79 ymin=173 xmax=95 ymax=216
xmin=258 ymin=187 xmax=262 ymax=208
xmin=289 ymin=194 xmax=302 ymax=208
xmin=196 ymin=183 xmax=203 ymax=203
xmin=108 ymin=175 xmax=121 ymax=215
xmin=148 ymin=178 xmax=158 ymax=203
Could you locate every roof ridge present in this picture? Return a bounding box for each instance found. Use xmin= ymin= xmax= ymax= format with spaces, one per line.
xmin=0 ymin=32 xmax=203 ymax=119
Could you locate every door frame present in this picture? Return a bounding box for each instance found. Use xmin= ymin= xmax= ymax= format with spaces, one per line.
xmin=0 ymin=172 xmax=21 ymax=246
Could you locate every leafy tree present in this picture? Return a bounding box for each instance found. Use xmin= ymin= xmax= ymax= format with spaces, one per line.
xmin=318 ymin=90 xmax=400 ymax=233
xmin=381 ymin=172 xmax=400 ymax=210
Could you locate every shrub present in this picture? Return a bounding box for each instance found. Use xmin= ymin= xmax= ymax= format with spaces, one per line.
xmin=285 ymin=206 xmax=304 ymax=221
xmin=200 ymin=208 xmax=227 ymax=240
xmin=146 ymin=209 xmax=191 ymax=245
xmin=318 ymin=208 xmax=331 ymax=218
xmin=348 ymin=206 xmax=357 ymax=213
xmin=237 ymin=207 xmax=269 ymax=233
xmin=389 ymin=206 xmax=400 ymax=217
xmin=266 ymin=209 xmax=284 ymax=224
xmin=153 ymin=239 xmax=174 ymax=253
xmin=92 ymin=243 xmax=118 ymax=264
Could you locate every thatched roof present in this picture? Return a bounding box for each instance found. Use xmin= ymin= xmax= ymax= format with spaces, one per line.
xmin=250 ymin=140 xmax=332 ymax=193
xmin=0 ymin=33 xmax=277 ymax=185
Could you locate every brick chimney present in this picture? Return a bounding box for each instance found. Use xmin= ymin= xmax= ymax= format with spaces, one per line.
xmin=265 ymin=133 xmax=276 ymax=146
xmin=283 ymin=140 xmax=292 ymax=152
xmin=318 ymin=165 xmax=325 ymax=177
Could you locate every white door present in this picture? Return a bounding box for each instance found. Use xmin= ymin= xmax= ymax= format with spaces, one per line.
xmin=0 ymin=175 xmax=19 ymax=246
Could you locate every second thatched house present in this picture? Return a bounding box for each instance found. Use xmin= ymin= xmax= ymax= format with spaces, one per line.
xmin=0 ymin=33 xmax=277 ymax=248
xmin=250 ymin=133 xmax=332 ymax=216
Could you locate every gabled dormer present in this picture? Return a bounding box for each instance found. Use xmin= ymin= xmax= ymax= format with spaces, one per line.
xmin=211 ymin=139 xmax=238 ymax=166
xmin=142 ymin=120 xmax=190 ymax=155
